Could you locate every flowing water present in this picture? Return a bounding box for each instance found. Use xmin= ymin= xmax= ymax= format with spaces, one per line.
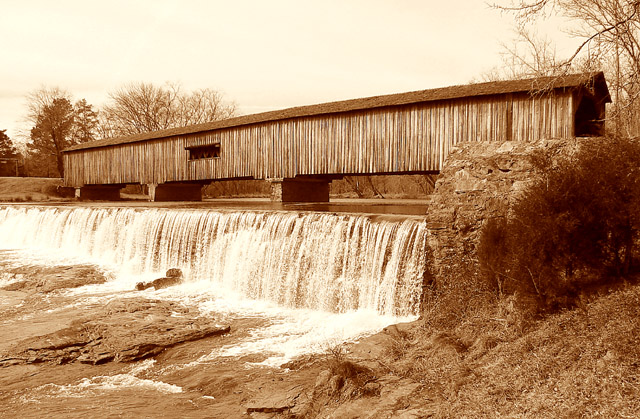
xmin=0 ymin=204 xmax=427 ymax=417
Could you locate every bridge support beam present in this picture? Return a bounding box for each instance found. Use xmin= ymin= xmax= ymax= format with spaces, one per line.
xmin=75 ymin=185 xmax=122 ymax=201
xmin=269 ymin=178 xmax=330 ymax=203
xmin=148 ymin=182 xmax=203 ymax=202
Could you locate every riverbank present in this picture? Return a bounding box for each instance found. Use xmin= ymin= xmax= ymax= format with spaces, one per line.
xmin=0 ymin=177 xmax=69 ymax=202
xmin=1 ymin=260 xmax=638 ymax=417
xmin=242 ymin=277 xmax=640 ymax=417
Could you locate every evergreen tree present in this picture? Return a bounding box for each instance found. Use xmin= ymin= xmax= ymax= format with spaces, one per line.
xmin=72 ymin=98 xmax=99 ymax=144
xmin=0 ymin=129 xmax=17 ymax=158
xmin=28 ymin=97 xmax=75 ymax=177
xmin=25 ymin=87 xmax=99 ymax=177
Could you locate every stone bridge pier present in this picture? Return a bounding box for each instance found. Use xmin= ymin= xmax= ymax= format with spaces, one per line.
xmin=75 ymin=184 xmax=123 ymax=201
xmin=268 ymin=177 xmax=331 ymax=203
xmin=147 ymin=182 xmax=204 ymax=202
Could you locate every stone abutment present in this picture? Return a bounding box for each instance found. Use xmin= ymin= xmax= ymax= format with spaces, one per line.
xmin=424 ymin=139 xmax=582 ymax=291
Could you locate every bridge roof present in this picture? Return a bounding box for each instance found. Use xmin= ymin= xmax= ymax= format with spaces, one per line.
xmin=65 ymin=72 xmax=609 ymax=152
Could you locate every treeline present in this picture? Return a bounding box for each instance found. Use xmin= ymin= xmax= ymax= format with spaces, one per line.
xmin=0 ymin=83 xmax=237 ymax=178
xmin=0 ymin=80 xmax=436 ymax=199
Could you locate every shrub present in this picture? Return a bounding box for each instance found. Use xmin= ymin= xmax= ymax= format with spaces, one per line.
xmin=478 ymin=136 xmax=640 ymax=312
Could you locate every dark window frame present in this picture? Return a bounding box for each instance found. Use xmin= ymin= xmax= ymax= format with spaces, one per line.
xmin=186 ymin=143 xmax=221 ymax=160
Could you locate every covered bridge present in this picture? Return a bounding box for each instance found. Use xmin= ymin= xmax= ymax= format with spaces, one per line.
xmin=63 ymin=72 xmax=610 ymax=202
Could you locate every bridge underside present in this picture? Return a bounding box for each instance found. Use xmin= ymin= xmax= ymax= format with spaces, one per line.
xmin=77 ymin=179 xmax=332 ymax=203
xmin=75 ymin=172 xmax=437 ymax=203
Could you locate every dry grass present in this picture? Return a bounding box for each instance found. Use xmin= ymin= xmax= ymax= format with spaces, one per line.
xmin=380 ymin=279 xmax=640 ymax=417
xmin=324 ymin=344 xmax=375 ymax=388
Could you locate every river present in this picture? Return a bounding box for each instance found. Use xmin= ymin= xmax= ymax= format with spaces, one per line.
xmin=0 ymin=201 xmax=427 ymax=417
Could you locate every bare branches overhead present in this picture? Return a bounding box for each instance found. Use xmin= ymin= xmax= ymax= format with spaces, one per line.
xmin=493 ymin=0 xmax=640 ymax=135
xmin=99 ymin=82 xmax=237 ymax=139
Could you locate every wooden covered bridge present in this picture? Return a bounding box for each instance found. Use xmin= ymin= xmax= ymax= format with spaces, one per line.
xmin=63 ymin=72 xmax=610 ymax=202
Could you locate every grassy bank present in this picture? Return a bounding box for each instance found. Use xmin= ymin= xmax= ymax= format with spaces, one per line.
xmin=0 ymin=177 xmax=69 ymax=202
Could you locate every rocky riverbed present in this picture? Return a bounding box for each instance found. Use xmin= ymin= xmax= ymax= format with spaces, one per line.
xmin=0 ymin=260 xmax=426 ymax=418
xmin=3 ymin=259 xmax=638 ymax=418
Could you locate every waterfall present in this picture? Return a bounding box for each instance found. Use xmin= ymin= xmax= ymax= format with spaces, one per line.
xmin=0 ymin=206 xmax=426 ymax=316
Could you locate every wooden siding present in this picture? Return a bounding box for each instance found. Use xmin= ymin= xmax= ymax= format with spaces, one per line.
xmin=64 ymin=91 xmax=574 ymax=187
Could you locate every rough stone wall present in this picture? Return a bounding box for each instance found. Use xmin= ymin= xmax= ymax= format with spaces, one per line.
xmin=425 ymin=139 xmax=580 ymax=285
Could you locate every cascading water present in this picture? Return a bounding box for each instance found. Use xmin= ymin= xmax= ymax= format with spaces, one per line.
xmin=0 ymin=205 xmax=426 ymax=317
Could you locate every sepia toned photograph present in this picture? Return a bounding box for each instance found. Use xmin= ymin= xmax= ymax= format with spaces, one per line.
xmin=0 ymin=1 xmax=638 ymax=417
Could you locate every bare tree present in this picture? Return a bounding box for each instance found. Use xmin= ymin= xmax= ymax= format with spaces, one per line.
xmin=412 ymin=174 xmax=438 ymax=195
xmin=344 ymin=176 xmax=385 ymax=198
xmin=493 ymin=0 xmax=640 ymax=136
xmin=99 ymin=82 xmax=237 ymax=138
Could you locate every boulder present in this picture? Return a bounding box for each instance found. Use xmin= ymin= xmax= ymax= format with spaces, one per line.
xmin=135 ymin=268 xmax=184 ymax=291
xmin=165 ymin=268 xmax=183 ymax=278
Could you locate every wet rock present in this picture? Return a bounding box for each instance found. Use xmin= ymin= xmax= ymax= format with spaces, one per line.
xmin=328 ymin=374 xmax=344 ymax=394
xmin=362 ymin=381 xmax=381 ymax=396
xmin=325 ymin=375 xmax=421 ymax=419
xmin=135 ymin=282 xmax=150 ymax=291
xmin=341 ymin=380 xmax=358 ymax=398
xmin=395 ymin=407 xmax=437 ymax=418
xmin=136 ymin=268 xmax=184 ymax=290
xmin=244 ymin=384 xmax=305 ymax=414
xmin=0 ymin=298 xmax=230 ymax=366
xmin=165 ymin=268 xmax=183 ymax=278
xmin=1 ymin=265 xmax=107 ymax=293
xmin=315 ymin=369 xmax=331 ymax=388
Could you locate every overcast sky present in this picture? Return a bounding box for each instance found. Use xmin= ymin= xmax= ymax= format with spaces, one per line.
xmin=1 ymin=0 xmax=576 ymax=141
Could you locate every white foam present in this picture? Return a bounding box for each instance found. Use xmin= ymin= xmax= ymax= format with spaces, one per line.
xmin=206 ymin=308 xmax=412 ymax=367
xmin=34 ymin=360 xmax=182 ymax=397
xmin=0 ymin=272 xmax=24 ymax=288
xmin=182 ymin=290 xmax=415 ymax=366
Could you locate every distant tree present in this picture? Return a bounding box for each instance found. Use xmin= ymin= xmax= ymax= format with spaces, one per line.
xmin=344 ymin=176 xmax=384 ymax=198
xmin=0 ymin=129 xmax=17 ymax=158
xmin=25 ymin=87 xmax=99 ymax=177
xmin=72 ymin=98 xmax=99 ymax=144
xmin=28 ymin=96 xmax=74 ymax=177
xmin=99 ymin=82 xmax=237 ymax=138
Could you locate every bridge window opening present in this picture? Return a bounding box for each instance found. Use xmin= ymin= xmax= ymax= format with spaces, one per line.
xmin=574 ymin=96 xmax=604 ymax=137
xmin=187 ymin=144 xmax=221 ymax=160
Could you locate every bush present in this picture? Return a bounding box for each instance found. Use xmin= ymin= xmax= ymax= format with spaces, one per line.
xmin=478 ymin=136 xmax=640 ymax=312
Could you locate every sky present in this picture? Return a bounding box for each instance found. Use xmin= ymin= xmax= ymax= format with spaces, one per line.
xmin=0 ymin=0 xmax=578 ymax=141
